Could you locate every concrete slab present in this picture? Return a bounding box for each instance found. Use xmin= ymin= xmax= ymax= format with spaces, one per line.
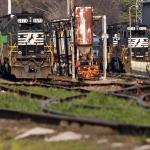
xmin=133 ymin=145 xmax=150 ymax=150
xmin=97 ymin=139 xmax=108 ymax=144
xmin=146 ymin=138 xmax=150 ymax=144
xmin=111 ymin=142 xmax=124 ymax=148
xmin=45 ymin=131 xmax=82 ymax=142
xmin=15 ymin=127 xmax=55 ymax=140
xmin=1 ymin=90 xmax=6 ymax=93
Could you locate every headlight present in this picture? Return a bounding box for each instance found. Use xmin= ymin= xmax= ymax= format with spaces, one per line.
xmin=40 ymin=51 xmax=45 ymax=54
xmin=145 ymin=52 xmax=148 ymax=56
xmin=18 ymin=51 xmax=22 ymax=55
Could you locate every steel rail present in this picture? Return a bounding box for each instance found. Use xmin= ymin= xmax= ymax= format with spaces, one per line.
xmin=0 ymin=78 xmax=150 ymax=135
xmin=0 ymin=84 xmax=89 ymax=104
xmin=109 ymin=85 xmax=150 ymax=109
xmin=1 ymin=108 xmax=150 ymax=135
xmin=1 ymin=77 xmax=135 ymax=88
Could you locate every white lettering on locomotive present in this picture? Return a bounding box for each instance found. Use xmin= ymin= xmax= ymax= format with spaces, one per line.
xmin=128 ymin=38 xmax=148 ymax=48
xmin=112 ymin=34 xmax=120 ymax=46
xmin=18 ymin=32 xmax=44 ymax=45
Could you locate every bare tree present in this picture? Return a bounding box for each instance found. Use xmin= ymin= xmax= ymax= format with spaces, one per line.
xmin=0 ymin=0 xmax=122 ymax=24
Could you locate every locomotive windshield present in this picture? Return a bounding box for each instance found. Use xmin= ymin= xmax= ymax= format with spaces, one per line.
xmin=17 ymin=18 xmax=44 ymax=31
xmin=18 ymin=23 xmax=43 ymax=31
xmin=131 ymin=30 xmax=147 ymax=36
xmin=127 ymin=26 xmax=147 ymax=37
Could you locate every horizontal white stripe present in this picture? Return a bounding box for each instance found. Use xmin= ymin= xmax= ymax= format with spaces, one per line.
xmin=18 ymin=43 xmax=44 ymax=45
xmin=18 ymin=39 xmax=44 ymax=42
xmin=18 ymin=32 xmax=44 ymax=34
xmin=18 ymin=37 xmax=44 ymax=40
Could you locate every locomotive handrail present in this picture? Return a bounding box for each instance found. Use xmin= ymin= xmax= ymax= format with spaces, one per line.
xmin=8 ymin=43 xmax=17 ymax=66
xmin=45 ymin=43 xmax=54 ymax=66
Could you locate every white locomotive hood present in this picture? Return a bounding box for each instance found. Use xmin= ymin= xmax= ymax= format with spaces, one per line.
xmin=18 ymin=32 xmax=44 ymax=45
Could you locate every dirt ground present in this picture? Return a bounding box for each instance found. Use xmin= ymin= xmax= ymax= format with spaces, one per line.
xmin=0 ymin=118 xmax=149 ymax=150
xmin=81 ymin=85 xmax=123 ymax=92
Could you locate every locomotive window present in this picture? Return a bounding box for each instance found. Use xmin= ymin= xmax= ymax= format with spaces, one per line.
xmin=18 ymin=19 xmax=28 ymax=23
xmin=131 ymin=30 xmax=146 ymax=36
xmin=33 ymin=18 xmax=43 ymax=23
xmin=18 ymin=23 xmax=43 ymax=31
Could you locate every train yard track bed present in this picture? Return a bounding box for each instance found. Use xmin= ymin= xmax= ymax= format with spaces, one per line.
xmin=6 ymin=85 xmax=80 ymax=99
xmin=47 ymin=92 xmax=150 ymax=126
xmin=0 ymin=77 xmax=150 ymax=135
xmin=0 ymin=119 xmax=143 ymax=150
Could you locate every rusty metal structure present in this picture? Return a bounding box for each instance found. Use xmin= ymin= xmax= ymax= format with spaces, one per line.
xmin=75 ymin=7 xmax=99 ymax=80
xmin=51 ymin=19 xmax=71 ymax=76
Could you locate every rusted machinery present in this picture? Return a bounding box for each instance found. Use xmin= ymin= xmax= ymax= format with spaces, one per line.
xmin=77 ymin=64 xmax=99 ymax=80
xmin=75 ymin=7 xmax=100 ymax=80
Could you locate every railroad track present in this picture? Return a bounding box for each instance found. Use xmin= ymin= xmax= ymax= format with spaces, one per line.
xmin=111 ymin=73 xmax=150 ymax=84
xmin=1 ymin=108 xmax=150 ymax=135
xmin=0 ymin=84 xmax=87 ymax=103
xmin=110 ymin=85 xmax=150 ymax=108
xmin=0 ymin=78 xmax=135 ymax=89
xmin=0 ymin=77 xmax=150 ymax=135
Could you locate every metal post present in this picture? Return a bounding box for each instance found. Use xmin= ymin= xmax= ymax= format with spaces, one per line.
xmin=67 ymin=0 xmax=71 ymax=17
xmin=136 ymin=4 xmax=138 ymax=24
xmin=102 ymin=15 xmax=108 ymax=80
xmin=129 ymin=5 xmax=138 ymax=70
xmin=55 ymin=31 xmax=61 ymax=75
xmin=64 ymin=30 xmax=70 ymax=76
xmin=0 ymin=32 xmax=4 ymax=65
xmin=8 ymin=0 xmax=12 ymax=15
xmin=70 ymin=0 xmax=75 ymax=79
xmin=129 ymin=7 xmax=132 ymax=65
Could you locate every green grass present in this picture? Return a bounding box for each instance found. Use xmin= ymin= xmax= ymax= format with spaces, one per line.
xmin=11 ymin=85 xmax=79 ymax=99
xmin=48 ymin=92 xmax=150 ymax=126
xmin=0 ymin=93 xmax=42 ymax=112
xmin=0 ymin=139 xmax=97 ymax=150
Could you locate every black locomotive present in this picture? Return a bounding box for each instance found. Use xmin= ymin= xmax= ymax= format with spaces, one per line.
xmin=107 ymin=22 xmax=150 ymax=74
xmin=0 ymin=12 xmax=53 ymax=78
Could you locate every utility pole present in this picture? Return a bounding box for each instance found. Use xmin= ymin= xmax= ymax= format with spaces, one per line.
xmin=136 ymin=0 xmax=142 ymax=23
xmin=129 ymin=2 xmax=140 ymax=71
xmin=102 ymin=15 xmax=108 ymax=80
xmin=67 ymin=0 xmax=75 ymax=79
xmin=8 ymin=0 xmax=12 ymax=15
xmin=129 ymin=6 xmax=133 ymax=69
